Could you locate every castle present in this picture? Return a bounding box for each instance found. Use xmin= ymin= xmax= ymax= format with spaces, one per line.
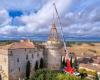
xmin=0 ymin=23 xmax=64 ymax=80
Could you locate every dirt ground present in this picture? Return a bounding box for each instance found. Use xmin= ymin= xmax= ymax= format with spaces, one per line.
xmin=68 ymin=43 xmax=100 ymax=57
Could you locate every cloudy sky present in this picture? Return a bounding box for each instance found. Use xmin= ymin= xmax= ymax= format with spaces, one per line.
xmin=0 ymin=0 xmax=100 ymax=41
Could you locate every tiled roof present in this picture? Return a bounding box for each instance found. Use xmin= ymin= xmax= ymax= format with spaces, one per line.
xmin=0 ymin=40 xmax=35 ymax=50
xmin=8 ymin=40 xmax=35 ymax=49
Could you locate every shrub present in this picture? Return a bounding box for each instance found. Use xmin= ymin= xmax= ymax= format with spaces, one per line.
xmin=79 ymin=69 xmax=87 ymax=74
xmin=30 ymin=69 xmax=88 ymax=80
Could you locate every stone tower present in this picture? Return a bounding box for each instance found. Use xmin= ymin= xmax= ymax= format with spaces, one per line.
xmin=46 ymin=23 xmax=62 ymax=70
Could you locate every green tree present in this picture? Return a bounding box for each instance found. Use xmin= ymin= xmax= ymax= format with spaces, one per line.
xmin=26 ymin=61 xmax=31 ymax=79
xmin=30 ymin=69 xmax=89 ymax=80
xmin=70 ymin=56 xmax=73 ymax=67
xmin=35 ymin=61 xmax=38 ymax=71
xmin=61 ymin=57 xmax=66 ymax=68
xmin=94 ymin=72 xmax=99 ymax=80
xmin=40 ymin=58 xmax=44 ymax=69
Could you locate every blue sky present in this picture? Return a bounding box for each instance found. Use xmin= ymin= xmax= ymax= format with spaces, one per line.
xmin=0 ymin=0 xmax=100 ymax=41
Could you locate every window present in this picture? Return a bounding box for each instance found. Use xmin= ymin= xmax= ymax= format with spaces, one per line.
xmin=9 ymin=51 xmax=13 ymax=56
xmin=29 ymin=49 xmax=32 ymax=53
xmin=25 ymin=48 xmax=26 ymax=52
xmin=10 ymin=69 xmax=13 ymax=72
xmin=32 ymin=54 xmax=34 ymax=58
xmin=26 ymin=55 xmax=28 ymax=60
xmin=11 ymin=51 xmax=12 ymax=54
xmin=19 ymin=67 xmax=20 ymax=72
xmin=17 ymin=58 xmax=19 ymax=62
xmin=37 ymin=53 xmax=39 ymax=57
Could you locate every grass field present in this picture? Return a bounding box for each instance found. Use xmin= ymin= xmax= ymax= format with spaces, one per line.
xmin=67 ymin=42 xmax=100 ymax=56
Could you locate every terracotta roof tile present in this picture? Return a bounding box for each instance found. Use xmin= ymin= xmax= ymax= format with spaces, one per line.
xmin=8 ymin=40 xmax=35 ymax=49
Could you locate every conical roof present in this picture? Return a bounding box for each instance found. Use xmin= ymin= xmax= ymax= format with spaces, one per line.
xmin=48 ymin=23 xmax=60 ymax=42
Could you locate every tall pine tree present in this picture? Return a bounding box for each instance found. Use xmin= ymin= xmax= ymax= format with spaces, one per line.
xmin=26 ymin=61 xmax=31 ymax=79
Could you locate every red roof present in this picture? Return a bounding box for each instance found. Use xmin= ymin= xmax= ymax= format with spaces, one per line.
xmin=9 ymin=40 xmax=35 ymax=49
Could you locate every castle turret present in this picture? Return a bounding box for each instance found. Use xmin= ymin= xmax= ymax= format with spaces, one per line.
xmin=46 ymin=23 xmax=62 ymax=70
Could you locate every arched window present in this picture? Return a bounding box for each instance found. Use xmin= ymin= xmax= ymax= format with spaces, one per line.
xmin=26 ymin=55 xmax=28 ymax=60
xmin=17 ymin=58 xmax=19 ymax=62
xmin=37 ymin=53 xmax=39 ymax=57
xmin=19 ymin=67 xmax=20 ymax=72
xmin=32 ymin=54 xmax=34 ymax=58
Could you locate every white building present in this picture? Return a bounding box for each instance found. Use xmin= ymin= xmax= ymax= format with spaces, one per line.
xmin=0 ymin=40 xmax=44 ymax=80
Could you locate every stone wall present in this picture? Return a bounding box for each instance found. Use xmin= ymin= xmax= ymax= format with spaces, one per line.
xmin=0 ymin=49 xmax=9 ymax=80
xmin=46 ymin=41 xmax=62 ymax=70
xmin=8 ymin=48 xmax=43 ymax=80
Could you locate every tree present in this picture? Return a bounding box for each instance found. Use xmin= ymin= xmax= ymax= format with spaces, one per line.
xmin=40 ymin=58 xmax=44 ymax=69
xmin=35 ymin=61 xmax=38 ymax=71
xmin=30 ymin=69 xmax=58 ymax=80
xmin=61 ymin=57 xmax=66 ymax=68
xmin=30 ymin=69 xmax=89 ymax=80
xmin=70 ymin=56 xmax=73 ymax=67
xmin=26 ymin=61 xmax=31 ymax=79
xmin=94 ymin=72 xmax=99 ymax=80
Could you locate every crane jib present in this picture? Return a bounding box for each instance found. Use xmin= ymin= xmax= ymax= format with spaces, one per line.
xmin=53 ymin=3 xmax=68 ymax=54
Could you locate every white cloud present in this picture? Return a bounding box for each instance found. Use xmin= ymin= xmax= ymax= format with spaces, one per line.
xmin=0 ymin=25 xmax=17 ymax=35
xmin=19 ymin=0 xmax=72 ymax=34
xmin=0 ymin=0 xmax=48 ymax=12
xmin=0 ymin=9 xmax=12 ymax=26
xmin=64 ymin=22 xmax=100 ymax=37
xmin=0 ymin=0 xmax=100 ymax=40
xmin=60 ymin=0 xmax=100 ymax=37
xmin=0 ymin=0 xmax=71 ymax=36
